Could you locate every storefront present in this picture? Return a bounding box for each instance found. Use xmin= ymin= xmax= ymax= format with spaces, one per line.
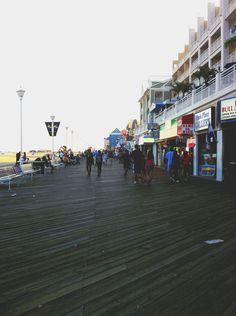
xmin=218 ymin=96 xmax=236 ymax=183
xmin=194 ymin=107 xmax=217 ymax=178
xmin=177 ymin=114 xmax=194 ymax=174
xmin=158 ymin=119 xmax=178 ymax=167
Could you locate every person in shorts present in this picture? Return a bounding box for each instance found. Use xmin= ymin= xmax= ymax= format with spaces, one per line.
xmin=146 ymin=150 xmax=154 ymax=183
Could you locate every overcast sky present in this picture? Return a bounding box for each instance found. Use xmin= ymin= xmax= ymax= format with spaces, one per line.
xmin=0 ymin=0 xmax=219 ymax=152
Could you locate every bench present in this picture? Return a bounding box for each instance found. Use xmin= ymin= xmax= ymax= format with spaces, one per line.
xmin=0 ymin=166 xmax=23 ymax=190
xmin=20 ymin=163 xmax=41 ymax=178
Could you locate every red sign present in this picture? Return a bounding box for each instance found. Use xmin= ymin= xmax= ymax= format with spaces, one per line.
xmin=177 ymin=114 xmax=193 ymax=135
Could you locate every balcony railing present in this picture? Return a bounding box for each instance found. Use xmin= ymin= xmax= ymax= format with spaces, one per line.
xmin=177 ymin=71 xmax=189 ymax=82
xmin=226 ymin=51 xmax=236 ymax=63
xmin=200 ymin=30 xmax=208 ymax=42
xmin=190 ymin=40 xmax=198 ymax=51
xmin=210 ymin=37 xmax=221 ymax=53
xmin=200 ymin=49 xmax=209 ymax=64
xmin=211 ymin=61 xmax=221 ymax=71
xmin=191 ymin=59 xmax=198 ymax=71
xmin=154 ymin=64 xmax=236 ymax=125
xmin=134 ymin=123 xmax=148 ymax=136
xmin=209 ymin=16 xmax=220 ymax=31
xmin=226 ymin=28 xmax=236 ymax=41
xmin=225 ymin=0 xmax=236 ymax=18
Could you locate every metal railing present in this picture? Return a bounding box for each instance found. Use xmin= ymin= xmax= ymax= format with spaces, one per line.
xmin=225 ymin=0 xmax=236 ymax=18
xmin=209 ymin=16 xmax=220 ymax=31
xmin=200 ymin=49 xmax=209 ymax=64
xmin=191 ymin=59 xmax=198 ymax=71
xmin=154 ymin=64 xmax=236 ymax=124
xmin=226 ymin=51 xmax=236 ymax=63
xmin=200 ymin=30 xmax=208 ymax=42
xmin=210 ymin=37 xmax=221 ymax=54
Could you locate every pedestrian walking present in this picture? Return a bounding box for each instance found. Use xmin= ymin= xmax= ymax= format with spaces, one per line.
xmin=131 ymin=145 xmax=143 ymax=183
xmin=123 ymin=149 xmax=131 ymax=176
xmin=96 ymin=150 xmax=103 ymax=176
xmin=172 ymin=149 xmax=180 ymax=183
xmin=85 ymin=148 xmax=94 ymax=176
xmin=165 ymin=147 xmax=175 ymax=183
xmin=146 ymin=150 xmax=154 ymax=183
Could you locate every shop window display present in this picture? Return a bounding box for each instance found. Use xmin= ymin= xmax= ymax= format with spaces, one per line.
xmin=198 ymin=133 xmax=217 ymax=177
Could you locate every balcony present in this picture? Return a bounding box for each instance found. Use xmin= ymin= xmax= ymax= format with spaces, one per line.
xmin=210 ymin=37 xmax=221 ymax=54
xmin=200 ymin=49 xmax=209 ymax=64
xmin=200 ymin=30 xmax=208 ymax=43
xmin=226 ymin=51 xmax=236 ymax=63
xmin=190 ymin=40 xmax=198 ymax=52
xmin=154 ymin=64 xmax=236 ymax=126
xmin=177 ymin=71 xmax=189 ymax=82
xmin=226 ymin=26 xmax=236 ymax=41
xmin=209 ymin=16 xmax=220 ymax=31
xmin=191 ymin=59 xmax=198 ymax=71
xmin=225 ymin=0 xmax=236 ymax=18
xmin=134 ymin=123 xmax=148 ymax=137
xmin=211 ymin=61 xmax=221 ymax=71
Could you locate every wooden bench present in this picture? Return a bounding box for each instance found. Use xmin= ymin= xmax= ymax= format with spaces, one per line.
xmin=0 ymin=166 xmax=23 ymax=190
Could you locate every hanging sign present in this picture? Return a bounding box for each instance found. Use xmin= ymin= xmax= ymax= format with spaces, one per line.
xmin=194 ymin=108 xmax=212 ymax=131
xmin=53 ymin=122 xmax=60 ymax=136
xmin=45 ymin=122 xmax=60 ymax=136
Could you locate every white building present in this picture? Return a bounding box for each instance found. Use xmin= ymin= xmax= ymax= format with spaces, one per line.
xmin=153 ymin=0 xmax=236 ymax=182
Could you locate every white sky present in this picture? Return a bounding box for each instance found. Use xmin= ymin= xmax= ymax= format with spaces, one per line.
xmin=0 ymin=0 xmax=219 ymax=152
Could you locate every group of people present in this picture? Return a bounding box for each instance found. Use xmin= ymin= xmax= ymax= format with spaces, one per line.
xmin=84 ymin=148 xmax=104 ymax=176
xmin=122 ymin=145 xmax=154 ymax=184
xmin=84 ymin=146 xmax=154 ymax=183
xmin=83 ymin=145 xmax=193 ymax=184
xmin=165 ymin=147 xmax=192 ymax=183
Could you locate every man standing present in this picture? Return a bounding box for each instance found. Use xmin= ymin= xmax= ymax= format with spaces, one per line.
xmin=96 ymin=150 xmax=103 ymax=176
xmin=165 ymin=147 xmax=175 ymax=183
xmin=85 ymin=148 xmax=94 ymax=176
xmin=123 ymin=149 xmax=131 ymax=176
xmin=131 ymin=145 xmax=143 ymax=183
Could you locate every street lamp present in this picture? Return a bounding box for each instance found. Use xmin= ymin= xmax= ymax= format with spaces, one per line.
xmin=50 ymin=115 xmax=55 ymax=161
xmin=71 ymin=129 xmax=74 ymax=150
xmin=65 ymin=126 xmax=69 ymax=148
xmin=16 ymin=88 xmax=26 ymax=163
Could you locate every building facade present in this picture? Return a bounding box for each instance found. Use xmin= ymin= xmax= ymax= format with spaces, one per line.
xmin=154 ymin=0 xmax=236 ymax=182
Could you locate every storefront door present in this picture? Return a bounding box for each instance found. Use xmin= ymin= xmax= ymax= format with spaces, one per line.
xmin=223 ymin=124 xmax=236 ymax=183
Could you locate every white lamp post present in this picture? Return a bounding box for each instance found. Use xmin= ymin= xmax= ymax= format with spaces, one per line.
xmin=16 ymin=88 xmax=26 ymax=163
xmin=65 ymin=126 xmax=69 ymax=148
xmin=50 ymin=115 xmax=55 ymax=161
xmin=71 ymin=129 xmax=74 ymax=150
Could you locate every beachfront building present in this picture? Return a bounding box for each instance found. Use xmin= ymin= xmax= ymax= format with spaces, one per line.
xmin=134 ymin=79 xmax=173 ymax=164
xmin=154 ymin=0 xmax=236 ymax=182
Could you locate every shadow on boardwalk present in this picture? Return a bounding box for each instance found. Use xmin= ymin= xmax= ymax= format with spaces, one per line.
xmin=0 ymin=161 xmax=236 ymax=316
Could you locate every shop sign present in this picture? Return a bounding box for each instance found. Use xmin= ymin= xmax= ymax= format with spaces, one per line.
xmin=177 ymin=114 xmax=194 ymax=135
xmin=143 ymin=137 xmax=155 ymax=143
xmin=200 ymin=164 xmax=216 ymax=177
xmin=220 ymin=98 xmax=236 ymax=122
xmin=194 ymin=108 xmax=212 ymax=131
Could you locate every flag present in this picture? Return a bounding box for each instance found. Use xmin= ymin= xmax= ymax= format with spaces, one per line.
xmin=205 ymin=121 xmax=216 ymax=151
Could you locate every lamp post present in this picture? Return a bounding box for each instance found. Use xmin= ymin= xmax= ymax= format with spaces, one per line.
xmin=50 ymin=115 xmax=55 ymax=161
xmin=65 ymin=126 xmax=69 ymax=148
xmin=71 ymin=129 xmax=74 ymax=150
xmin=16 ymin=88 xmax=26 ymax=163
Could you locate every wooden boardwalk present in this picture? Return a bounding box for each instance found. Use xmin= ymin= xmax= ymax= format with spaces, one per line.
xmin=0 ymin=161 xmax=236 ymax=316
